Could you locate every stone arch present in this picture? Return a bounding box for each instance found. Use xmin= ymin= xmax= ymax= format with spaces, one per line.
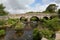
xmin=20 ymin=16 xmax=27 ymax=22
xmin=50 ymin=15 xmax=57 ymax=20
xmin=43 ymin=16 xmax=49 ymax=20
xmin=30 ymin=16 xmax=39 ymax=21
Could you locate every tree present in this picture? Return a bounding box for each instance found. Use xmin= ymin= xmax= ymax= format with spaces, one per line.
xmin=58 ymin=9 xmax=60 ymax=14
xmin=0 ymin=4 xmax=8 ymax=16
xmin=45 ymin=4 xmax=57 ymax=13
xmin=58 ymin=9 xmax=60 ymax=18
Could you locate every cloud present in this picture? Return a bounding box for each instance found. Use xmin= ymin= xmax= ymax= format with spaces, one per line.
xmin=40 ymin=0 xmax=60 ymax=10
xmin=26 ymin=3 xmax=48 ymax=13
xmin=28 ymin=0 xmax=60 ymax=12
xmin=42 ymin=0 xmax=60 ymax=4
xmin=1 ymin=0 xmax=60 ymax=14
xmin=42 ymin=0 xmax=51 ymax=4
xmin=55 ymin=0 xmax=60 ymax=4
xmin=54 ymin=0 xmax=60 ymax=9
xmin=0 ymin=0 xmax=6 ymax=3
xmin=1 ymin=0 xmax=35 ymax=13
xmin=3 ymin=0 xmax=35 ymax=10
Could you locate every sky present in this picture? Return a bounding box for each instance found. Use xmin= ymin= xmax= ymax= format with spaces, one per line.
xmin=0 ymin=0 xmax=60 ymax=14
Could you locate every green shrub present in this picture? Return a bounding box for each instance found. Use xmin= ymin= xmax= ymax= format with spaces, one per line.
xmin=42 ymin=18 xmax=60 ymax=31
xmin=7 ymin=18 xmax=18 ymax=25
xmin=40 ymin=29 xmax=54 ymax=39
xmin=39 ymin=17 xmax=60 ymax=40
xmin=0 ymin=30 xmax=6 ymax=36
xmin=33 ymin=28 xmax=42 ymax=40
xmin=15 ymin=22 xmax=25 ymax=31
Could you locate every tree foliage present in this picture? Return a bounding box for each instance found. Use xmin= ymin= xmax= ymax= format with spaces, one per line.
xmin=0 ymin=4 xmax=8 ymax=16
xmin=44 ymin=4 xmax=57 ymax=13
xmin=58 ymin=9 xmax=60 ymax=18
xmin=58 ymin=9 xmax=60 ymax=14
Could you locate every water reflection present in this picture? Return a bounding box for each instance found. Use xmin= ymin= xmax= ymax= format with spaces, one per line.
xmin=30 ymin=21 xmax=38 ymax=29
xmin=4 ymin=27 xmax=17 ymax=40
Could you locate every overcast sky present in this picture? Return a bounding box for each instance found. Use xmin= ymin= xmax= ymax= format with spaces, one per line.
xmin=0 ymin=0 xmax=60 ymax=14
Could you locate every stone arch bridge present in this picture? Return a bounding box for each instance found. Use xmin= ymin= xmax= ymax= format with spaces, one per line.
xmin=0 ymin=13 xmax=57 ymax=21
xmin=8 ymin=13 xmax=57 ymax=21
